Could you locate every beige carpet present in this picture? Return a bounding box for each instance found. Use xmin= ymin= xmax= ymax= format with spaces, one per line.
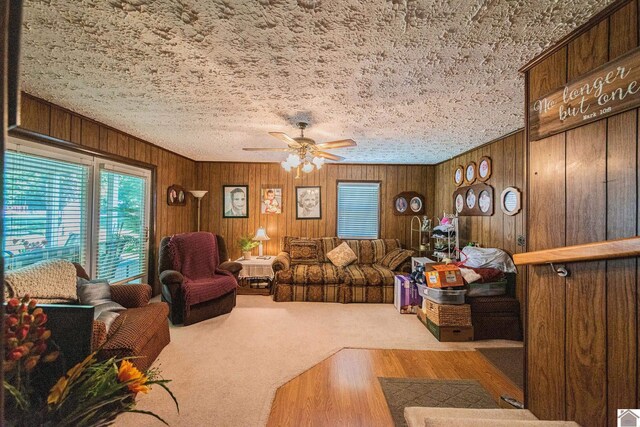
xmin=117 ymin=296 xmax=521 ymax=427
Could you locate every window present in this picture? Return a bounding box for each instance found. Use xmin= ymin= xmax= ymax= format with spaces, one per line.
xmin=3 ymin=138 xmax=150 ymax=284
xmin=4 ymin=150 xmax=90 ymax=270
xmin=95 ymin=167 xmax=149 ymax=284
xmin=337 ymin=182 xmax=380 ymax=239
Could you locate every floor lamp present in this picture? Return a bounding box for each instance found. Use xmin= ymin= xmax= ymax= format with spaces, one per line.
xmin=190 ymin=190 xmax=208 ymax=231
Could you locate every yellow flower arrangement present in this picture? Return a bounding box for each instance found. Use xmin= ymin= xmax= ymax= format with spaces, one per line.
xmin=117 ymin=360 xmax=150 ymax=395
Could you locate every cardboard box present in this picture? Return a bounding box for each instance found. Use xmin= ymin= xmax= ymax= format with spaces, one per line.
xmin=411 ymin=257 xmax=435 ymax=273
xmin=394 ymin=275 xmax=422 ymax=314
xmin=425 ymin=264 xmax=464 ymax=288
xmin=417 ymin=309 xmax=473 ymax=341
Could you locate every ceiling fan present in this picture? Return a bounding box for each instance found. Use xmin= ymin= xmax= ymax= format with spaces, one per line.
xmin=242 ymin=122 xmax=357 ymax=178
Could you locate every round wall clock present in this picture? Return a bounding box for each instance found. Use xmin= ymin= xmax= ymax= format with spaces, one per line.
xmin=478 ymin=156 xmax=492 ymax=182
xmin=465 ymin=161 xmax=477 ymax=185
xmin=478 ymin=190 xmax=491 ymax=213
xmin=454 ymin=165 xmax=464 ymax=187
xmin=466 ymin=188 xmax=476 ymax=209
xmin=455 ymin=194 xmax=464 ymax=213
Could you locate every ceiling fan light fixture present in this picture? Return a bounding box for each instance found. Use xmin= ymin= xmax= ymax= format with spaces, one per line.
xmin=281 ymin=160 xmax=292 ymax=172
xmin=286 ymin=153 xmax=301 ymax=168
xmin=302 ymin=161 xmax=314 ymax=173
xmin=312 ymin=156 xmax=325 ymax=169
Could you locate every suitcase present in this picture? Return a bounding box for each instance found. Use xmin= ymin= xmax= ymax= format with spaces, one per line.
xmin=466 ymin=296 xmax=522 ymax=341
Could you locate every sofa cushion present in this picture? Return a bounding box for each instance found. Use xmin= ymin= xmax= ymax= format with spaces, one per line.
xmin=344 ymin=239 xmax=402 ymax=264
xmin=276 ymin=263 xmax=344 ymax=285
xmin=282 ymin=235 xmax=303 ymax=253
xmin=379 ymin=248 xmax=414 ymax=270
xmin=317 ymin=237 xmax=341 ymax=262
xmin=290 ymin=239 xmax=320 ymax=264
xmin=327 ymin=242 xmax=358 ymax=267
xmin=344 ymin=264 xmax=396 ymax=286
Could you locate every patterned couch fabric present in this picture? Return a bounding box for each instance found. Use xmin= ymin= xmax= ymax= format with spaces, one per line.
xmin=276 ymin=264 xmax=344 ymax=285
xmin=273 ymin=238 xmax=407 ymax=303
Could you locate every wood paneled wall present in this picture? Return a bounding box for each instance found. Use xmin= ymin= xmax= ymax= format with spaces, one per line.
xmin=433 ymin=130 xmax=526 ymax=307
xmin=17 ymin=94 xmax=198 ymax=294
xmin=196 ymin=162 xmax=434 ymax=260
xmin=523 ymin=1 xmax=639 ymax=425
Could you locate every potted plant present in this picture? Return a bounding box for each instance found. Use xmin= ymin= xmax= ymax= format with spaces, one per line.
xmin=238 ymin=235 xmax=259 ymax=260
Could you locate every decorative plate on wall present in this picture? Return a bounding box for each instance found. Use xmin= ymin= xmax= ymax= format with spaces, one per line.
xmin=500 ymin=186 xmax=522 ymax=216
xmin=478 ymin=190 xmax=491 ymax=213
xmin=167 ymin=184 xmax=186 ymax=206
xmin=394 ymin=192 xmax=425 ymax=215
xmin=455 ymin=193 xmax=464 ymax=213
xmin=478 ymin=156 xmax=492 ymax=182
xmin=454 ymin=165 xmax=464 ymax=187
xmin=453 ymin=184 xmax=494 ymax=216
xmin=465 ymin=188 xmax=476 ymax=209
xmin=464 ymin=161 xmax=477 ymax=185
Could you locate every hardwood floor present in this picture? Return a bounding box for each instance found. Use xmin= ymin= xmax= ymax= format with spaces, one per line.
xmin=267 ymin=348 xmax=523 ymax=427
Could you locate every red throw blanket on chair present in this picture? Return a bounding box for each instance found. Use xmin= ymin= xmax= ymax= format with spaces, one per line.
xmin=168 ymin=232 xmax=237 ymax=312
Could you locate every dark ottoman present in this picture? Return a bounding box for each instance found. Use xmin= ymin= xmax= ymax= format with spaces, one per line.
xmin=466 ymin=296 xmax=522 ymax=341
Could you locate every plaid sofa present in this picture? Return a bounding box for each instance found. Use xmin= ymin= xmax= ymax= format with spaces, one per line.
xmin=273 ymin=237 xmax=412 ymax=303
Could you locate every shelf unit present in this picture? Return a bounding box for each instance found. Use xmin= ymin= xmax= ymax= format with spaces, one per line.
xmin=431 ymin=213 xmax=459 ymax=261
xmin=410 ymin=216 xmax=431 ymax=256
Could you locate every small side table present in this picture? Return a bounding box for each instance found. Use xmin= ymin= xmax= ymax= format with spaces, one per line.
xmin=235 ymin=255 xmax=275 ymax=296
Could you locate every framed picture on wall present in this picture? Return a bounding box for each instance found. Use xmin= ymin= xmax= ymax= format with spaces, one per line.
xmin=478 ymin=156 xmax=492 ymax=182
xmin=454 ymin=165 xmax=464 ymax=186
xmin=167 ymin=184 xmax=186 ymax=206
xmin=464 ymin=161 xmax=477 ymax=185
xmin=223 ymin=185 xmax=249 ymax=218
xmin=261 ymin=187 xmax=282 ymax=214
xmin=296 ymin=186 xmax=321 ymax=219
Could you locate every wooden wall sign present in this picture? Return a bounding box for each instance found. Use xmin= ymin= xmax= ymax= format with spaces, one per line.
xmin=393 ymin=191 xmax=425 ymax=216
xmin=453 ymin=184 xmax=493 ymax=216
xmin=530 ymin=46 xmax=640 ymax=140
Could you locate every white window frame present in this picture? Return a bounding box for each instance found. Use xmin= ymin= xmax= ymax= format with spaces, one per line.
xmin=6 ymin=136 xmax=152 ymax=283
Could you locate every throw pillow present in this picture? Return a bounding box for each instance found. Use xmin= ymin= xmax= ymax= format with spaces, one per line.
xmin=379 ymin=248 xmax=414 ymax=270
xmin=326 ymin=242 xmax=358 ymax=267
xmin=290 ymin=239 xmax=319 ymax=264
xmin=76 ymin=278 xmax=126 ymax=332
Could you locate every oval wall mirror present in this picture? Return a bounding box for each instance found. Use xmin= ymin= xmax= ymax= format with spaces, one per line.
xmin=500 ymin=187 xmax=521 ymax=215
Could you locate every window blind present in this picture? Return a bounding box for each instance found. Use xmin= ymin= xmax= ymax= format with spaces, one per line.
xmin=95 ymin=168 xmax=147 ymax=284
xmin=337 ymin=182 xmax=380 ymax=239
xmin=3 ymin=151 xmax=89 ymax=270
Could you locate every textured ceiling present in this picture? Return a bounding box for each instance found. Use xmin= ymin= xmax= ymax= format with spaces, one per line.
xmin=21 ymin=0 xmax=612 ymax=163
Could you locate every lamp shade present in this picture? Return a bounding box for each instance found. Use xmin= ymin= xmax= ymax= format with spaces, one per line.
xmin=189 ymin=190 xmax=208 ymax=199
xmin=252 ymin=227 xmax=270 ymax=241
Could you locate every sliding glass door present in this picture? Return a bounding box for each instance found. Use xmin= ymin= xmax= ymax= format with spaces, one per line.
xmin=4 ymin=137 xmax=151 ymax=284
xmin=94 ymin=165 xmax=150 ymax=284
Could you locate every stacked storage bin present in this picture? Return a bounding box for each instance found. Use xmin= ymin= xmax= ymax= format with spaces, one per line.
xmin=415 ymin=264 xmax=473 ymax=342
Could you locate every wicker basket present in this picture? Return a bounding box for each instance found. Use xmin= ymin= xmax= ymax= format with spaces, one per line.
xmin=424 ymin=300 xmax=471 ymax=326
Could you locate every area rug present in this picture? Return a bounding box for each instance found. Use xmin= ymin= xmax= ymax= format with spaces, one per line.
xmin=116 ymin=296 xmax=520 ymax=427
xmin=379 ymin=378 xmax=499 ymax=427
xmin=476 ymin=347 xmax=524 ymax=389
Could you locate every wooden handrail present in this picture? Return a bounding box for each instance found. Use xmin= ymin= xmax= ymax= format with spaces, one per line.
xmin=513 ymin=237 xmax=640 ymax=266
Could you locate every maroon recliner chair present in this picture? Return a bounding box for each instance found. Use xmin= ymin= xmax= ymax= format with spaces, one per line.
xmin=158 ymin=232 xmax=242 ymax=326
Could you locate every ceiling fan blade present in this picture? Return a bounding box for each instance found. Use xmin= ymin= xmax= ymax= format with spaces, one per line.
xmin=315 ymin=151 xmax=345 ymax=161
xmin=242 ymin=147 xmax=290 ymax=152
xmin=268 ymin=132 xmax=301 ymax=148
xmin=314 ymin=139 xmax=357 ymax=149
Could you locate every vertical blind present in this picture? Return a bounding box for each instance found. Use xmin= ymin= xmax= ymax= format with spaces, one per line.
xmin=337 ymin=182 xmax=380 ymax=239
xmin=3 ymin=151 xmax=89 ymax=270
xmin=95 ymin=168 xmax=148 ymax=284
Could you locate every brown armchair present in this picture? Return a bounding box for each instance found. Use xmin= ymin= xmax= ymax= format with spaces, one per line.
xmin=158 ymin=232 xmax=242 ymax=326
